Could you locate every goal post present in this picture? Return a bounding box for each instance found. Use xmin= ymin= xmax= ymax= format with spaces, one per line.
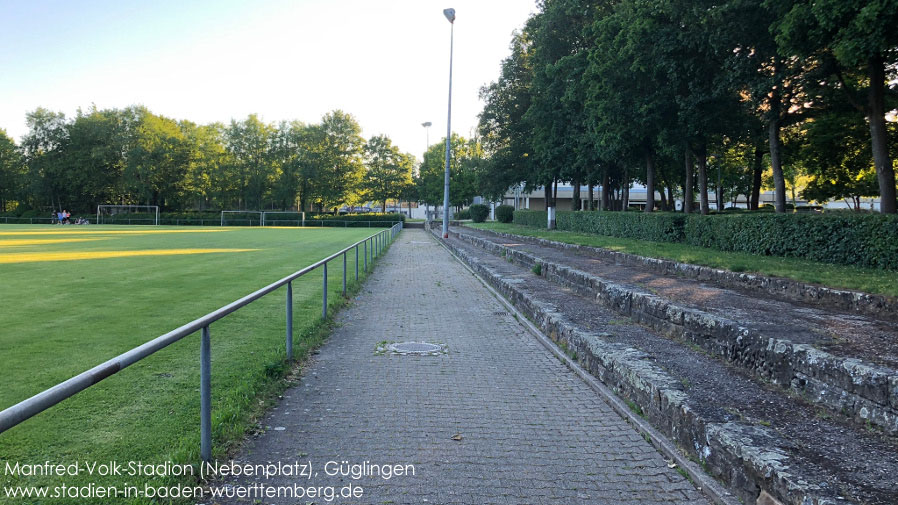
xmin=220 ymin=210 xmax=263 ymax=227
xmin=96 ymin=205 xmax=160 ymax=225
xmin=261 ymin=211 xmax=306 ymax=227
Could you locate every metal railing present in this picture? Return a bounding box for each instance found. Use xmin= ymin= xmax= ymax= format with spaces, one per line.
xmin=0 ymin=221 xmax=403 ymax=462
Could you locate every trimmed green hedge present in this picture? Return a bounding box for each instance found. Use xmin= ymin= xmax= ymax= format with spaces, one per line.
xmin=511 ymin=210 xmax=898 ymax=270
xmin=469 ymin=204 xmax=489 ymax=223
xmin=495 ymin=205 xmax=515 ymax=223
xmin=311 ymin=213 xmax=404 ymax=223
xmin=513 ymin=209 xmax=547 ymax=228
xmin=684 ymin=213 xmax=898 ymax=270
xmin=559 ymin=211 xmax=686 ymax=242
xmin=454 ymin=209 xmax=471 ymax=220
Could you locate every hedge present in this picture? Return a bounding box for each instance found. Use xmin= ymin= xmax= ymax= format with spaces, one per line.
xmin=495 ymin=205 xmax=515 ymax=223
xmin=310 ymin=213 xmax=404 ymax=223
xmin=454 ymin=209 xmax=471 ymax=220
xmin=683 ymin=213 xmax=898 ymax=270
xmin=511 ymin=209 xmax=898 ymax=270
xmin=513 ymin=209 xmax=547 ymax=228
xmin=469 ymin=204 xmax=489 ymax=223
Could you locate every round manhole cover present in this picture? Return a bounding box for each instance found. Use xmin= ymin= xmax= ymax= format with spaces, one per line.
xmin=386 ymin=342 xmax=446 ymax=355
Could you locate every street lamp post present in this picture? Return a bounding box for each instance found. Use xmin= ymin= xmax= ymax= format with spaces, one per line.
xmin=441 ymin=8 xmax=455 ymax=239
xmin=422 ymin=121 xmax=431 ymax=150
xmin=421 ymin=122 xmax=432 ymax=221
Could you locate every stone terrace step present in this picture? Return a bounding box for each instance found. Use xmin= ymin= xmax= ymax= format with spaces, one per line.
xmin=436 ymin=228 xmax=898 ymax=505
xmin=465 ymin=226 xmax=898 ymax=321
xmin=450 ymin=226 xmax=898 ymax=435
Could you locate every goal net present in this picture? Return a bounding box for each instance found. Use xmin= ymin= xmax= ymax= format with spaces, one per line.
xmin=261 ymin=211 xmax=305 ymax=227
xmin=96 ymin=205 xmax=160 ymax=225
xmin=220 ymin=210 xmax=263 ymax=226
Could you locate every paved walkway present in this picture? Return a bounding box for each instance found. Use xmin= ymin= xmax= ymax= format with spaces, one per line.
xmin=217 ymin=229 xmax=707 ymax=505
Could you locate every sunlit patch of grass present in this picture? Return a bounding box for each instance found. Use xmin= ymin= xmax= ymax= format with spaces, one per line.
xmin=469 ymin=222 xmax=898 ymax=297
xmin=0 ymin=238 xmax=109 ymax=247
xmin=0 ymin=248 xmax=258 ymax=264
xmin=0 ymin=229 xmax=229 ymax=236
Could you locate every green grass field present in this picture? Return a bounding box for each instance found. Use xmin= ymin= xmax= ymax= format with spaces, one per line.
xmin=0 ymin=225 xmax=387 ymax=504
xmin=469 ymin=222 xmax=898 ymax=298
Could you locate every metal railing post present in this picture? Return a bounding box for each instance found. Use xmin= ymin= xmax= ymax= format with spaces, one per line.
xmin=342 ymin=252 xmax=347 ymax=296
xmin=200 ymin=325 xmax=211 ymax=463
xmin=355 ymin=245 xmax=359 ymax=280
xmin=286 ymin=282 xmax=293 ymax=359
xmin=322 ymin=262 xmax=328 ymax=319
xmin=364 ymin=241 xmax=368 ymax=272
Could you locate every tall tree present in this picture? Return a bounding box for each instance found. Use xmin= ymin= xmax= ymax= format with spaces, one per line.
xmin=771 ymin=0 xmax=898 ymax=213
xmin=0 ymin=129 xmax=25 ymax=211
xmin=21 ymin=108 xmax=69 ymax=211
xmin=306 ymin=110 xmax=365 ymax=212
xmin=362 ymin=135 xmax=414 ymax=213
xmin=417 ymin=135 xmax=481 ymax=209
xmin=585 ymin=0 xmax=678 ymax=212
xmin=126 ymin=109 xmax=190 ymax=209
xmin=223 ymin=114 xmax=275 ymax=210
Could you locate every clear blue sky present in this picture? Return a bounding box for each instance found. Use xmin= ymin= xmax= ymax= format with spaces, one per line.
xmin=0 ymin=0 xmax=537 ymax=159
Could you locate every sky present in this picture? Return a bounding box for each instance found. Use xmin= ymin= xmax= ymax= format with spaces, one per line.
xmin=0 ymin=0 xmax=538 ymax=161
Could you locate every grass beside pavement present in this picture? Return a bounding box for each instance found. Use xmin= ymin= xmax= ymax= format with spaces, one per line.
xmin=468 ymin=222 xmax=898 ymax=298
xmin=0 ymin=225 xmax=390 ymax=504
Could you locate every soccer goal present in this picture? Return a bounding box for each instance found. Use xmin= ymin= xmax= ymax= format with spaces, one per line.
xmin=261 ymin=211 xmax=306 ymax=227
xmin=97 ymin=205 xmax=160 ymax=225
xmin=220 ymin=210 xmax=263 ymax=227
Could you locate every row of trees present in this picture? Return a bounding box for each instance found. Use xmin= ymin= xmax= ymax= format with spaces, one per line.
xmin=478 ymin=0 xmax=898 ymax=213
xmin=0 ymin=107 xmax=418 ymax=214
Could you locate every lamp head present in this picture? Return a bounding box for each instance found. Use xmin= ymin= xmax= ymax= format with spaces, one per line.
xmin=443 ymin=8 xmax=455 ymax=23
xmin=422 ymin=122 xmax=432 ymax=127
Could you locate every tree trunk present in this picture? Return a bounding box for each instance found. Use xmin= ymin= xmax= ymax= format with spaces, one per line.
xmin=867 ymin=55 xmax=897 ymax=213
xmin=750 ymin=147 xmax=763 ymax=210
xmin=588 ymin=184 xmax=594 ymax=211
xmin=684 ymin=149 xmax=693 ymax=214
xmin=602 ymin=172 xmax=610 ymax=211
xmin=572 ymin=179 xmax=581 ymax=210
xmin=552 ymin=177 xmax=558 ymax=208
xmin=716 ymin=162 xmax=724 ymax=211
xmin=659 ymin=184 xmax=668 ymax=211
xmin=697 ymin=151 xmax=709 ymax=215
xmin=768 ymin=118 xmax=787 ymax=213
xmin=622 ymin=165 xmax=630 ymax=211
xmin=667 ymin=185 xmax=674 ymax=212
xmin=644 ymin=152 xmax=655 ymax=213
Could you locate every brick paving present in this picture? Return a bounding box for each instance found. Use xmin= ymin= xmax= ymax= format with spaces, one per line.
xmin=215 ymin=229 xmax=708 ymax=505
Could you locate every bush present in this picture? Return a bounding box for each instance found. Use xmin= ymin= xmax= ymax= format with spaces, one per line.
xmin=310 ymin=213 xmax=404 ymax=227
xmin=513 ymin=209 xmax=547 ymax=227
xmin=495 ymin=205 xmax=515 ymax=223
xmin=557 ymin=211 xmax=686 ymax=242
xmin=510 ymin=209 xmax=898 ymax=270
xmin=683 ymin=213 xmax=898 ymax=270
xmin=311 ymin=212 xmax=404 ymax=223
xmin=454 ymin=209 xmax=471 ymax=220
xmin=469 ymin=204 xmax=489 ymax=223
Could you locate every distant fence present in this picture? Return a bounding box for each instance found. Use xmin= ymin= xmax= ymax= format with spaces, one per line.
xmin=0 ymin=217 xmax=402 ymax=228
xmin=0 ymin=222 xmax=403 ymax=463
